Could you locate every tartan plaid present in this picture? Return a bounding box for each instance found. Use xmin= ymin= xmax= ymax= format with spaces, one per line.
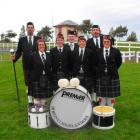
xmin=96 ymin=76 xmax=120 ymax=97
xmin=52 ymin=72 xmax=69 ymax=91
xmin=31 ymin=75 xmax=53 ymax=98
xmin=76 ymin=74 xmax=93 ymax=94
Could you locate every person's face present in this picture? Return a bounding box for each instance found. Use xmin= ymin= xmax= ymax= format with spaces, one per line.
xmin=103 ymin=38 xmax=111 ymax=49
xmin=78 ymin=40 xmax=86 ymax=48
xmin=91 ymin=28 xmax=100 ymax=38
xmin=56 ymin=38 xmax=64 ymax=48
xmin=67 ymin=34 xmax=75 ymax=43
xmin=38 ymin=42 xmax=46 ymax=53
xmin=26 ymin=25 xmax=35 ymax=36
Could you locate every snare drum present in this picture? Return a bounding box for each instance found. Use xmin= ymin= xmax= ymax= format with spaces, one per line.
xmin=92 ymin=106 xmax=115 ymax=130
xmin=50 ymin=85 xmax=92 ymax=129
xmin=28 ymin=106 xmax=51 ymax=129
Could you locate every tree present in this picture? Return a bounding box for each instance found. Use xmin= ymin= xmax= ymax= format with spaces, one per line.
xmin=0 ymin=30 xmax=17 ymax=42
xmin=0 ymin=33 xmax=5 ymax=41
xmin=77 ymin=19 xmax=93 ymax=39
xmin=112 ymin=25 xmax=128 ymax=40
xmin=37 ymin=25 xmax=52 ymax=42
xmin=6 ymin=30 xmax=17 ymax=38
xmin=19 ymin=25 xmax=25 ymax=38
xmin=109 ymin=27 xmax=115 ymax=37
xmin=4 ymin=38 xmax=11 ymax=43
xmin=126 ymin=31 xmax=137 ymax=42
xmin=5 ymin=30 xmax=17 ymax=42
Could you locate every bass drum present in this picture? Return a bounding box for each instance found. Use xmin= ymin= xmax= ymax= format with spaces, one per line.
xmin=50 ymin=85 xmax=92 ymax=129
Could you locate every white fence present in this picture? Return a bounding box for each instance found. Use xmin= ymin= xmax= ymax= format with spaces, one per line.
xmin=0 ymin=41 xmax=140 ymax=62
xmin=0 ymin=42 xmax=56 ymax=61
xmin=0 ymin=42 xmax=56 ymax=52
xmin=115 ymin=41 xmax=140 ymax=63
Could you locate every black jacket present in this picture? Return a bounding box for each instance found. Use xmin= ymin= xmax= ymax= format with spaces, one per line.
xmin=95 ymin=47 xmax=122 ymax=79
xmin=30 ymin=52 xmax=52 ymax=82
xmin=14 ymin=36 xmax=41 ymax=69
xmin=72 ymin=47 xmax=94 ymax=77
xmin=86 ymin=35 xmax=103 ymax=53
xmin=50 ymin=45 xmax=71 ymax=75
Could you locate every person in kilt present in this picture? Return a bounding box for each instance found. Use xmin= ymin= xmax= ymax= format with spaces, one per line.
xmin=65 ymin=30 xmax=79 ymax=79
xmin=50 ymin=33 xmax=71 ymax=91
xmin=30 ymin=39 xmax=53 ymax=106
xmin=95 ymin=35 xmax=122 ymax=107
xmin=72 ymin=36 xmax=94 ymax=95
xmin=11 ymin=22 xmax=41 ymax=106
xmin=86 ymin=25 xmax=104 ymax=103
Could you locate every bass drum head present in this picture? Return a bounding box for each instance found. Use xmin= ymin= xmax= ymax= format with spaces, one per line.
xmin=50 ymin=86 xmax=92 ymax=129
xmin=93 ymin=106 xmax=115 ymax=116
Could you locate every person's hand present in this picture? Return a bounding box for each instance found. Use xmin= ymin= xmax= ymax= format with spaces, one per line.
xmin=10 ymin=53 xmax=15 ymax=61
xmin=10 ymin=49 xmax=15 ymax=61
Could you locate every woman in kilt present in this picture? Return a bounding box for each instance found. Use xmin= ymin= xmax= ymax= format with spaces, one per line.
xmin=30 ymin=39 xmax=53 ymax=106
xmin=95 ymin=35 xmax=122 ymax=107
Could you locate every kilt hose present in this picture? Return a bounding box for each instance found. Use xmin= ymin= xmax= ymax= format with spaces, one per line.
xmin=31 ymin=75 xmax=53 ymax=98
xmin=96 ymin=76 xmax=120 ymax=98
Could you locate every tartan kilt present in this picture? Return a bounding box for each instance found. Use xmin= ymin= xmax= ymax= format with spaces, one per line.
xmin=31 ymin=75 xmax=53 ymax=98
xmin=77 ymin=74 xmax=93 ymax=94
xmin=96 ymin=76 xmax=120 ymax=97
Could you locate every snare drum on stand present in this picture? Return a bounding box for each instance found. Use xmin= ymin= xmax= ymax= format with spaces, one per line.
xmin=28 ymin=105 xmax=51 ymax=129
xmin=50 ymin=85 xmax=92 ymax=130
xmin=92 ymin=106 xmax=115 ymax=130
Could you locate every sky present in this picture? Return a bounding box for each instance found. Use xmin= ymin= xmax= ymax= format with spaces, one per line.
xmin=0 ymin=0 xmax=140 ymax=41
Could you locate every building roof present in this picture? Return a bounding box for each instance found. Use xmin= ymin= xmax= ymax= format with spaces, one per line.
xmin=54 ymin=20 xmax=78 ymax=27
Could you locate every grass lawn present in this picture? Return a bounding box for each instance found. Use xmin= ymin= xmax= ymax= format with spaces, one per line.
xmin=0 ymin=61 xmax=140 ymax=140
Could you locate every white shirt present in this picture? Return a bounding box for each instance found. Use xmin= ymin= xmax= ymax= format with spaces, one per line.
xmin=39 ymin=51 xmax=46 ymax=75
xmin=57 ymin=47 xmax=63 ymax=52
xmin=79 ymin=47 xmax=85 ymax=56
xmin=103 ymin=48 xmax=110 ymax=61
xmin=39 ymin=51 xmax=46 ymax=60
xmin=93 ymin=37 xmax=100 ymax=48
xmin=69 ymin=43 xmax=74 ymax=51
xmin=27 ymin=35 xmax=34 ymax=45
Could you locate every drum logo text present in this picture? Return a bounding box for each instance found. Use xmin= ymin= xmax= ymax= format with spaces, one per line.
xmin=61 ymin=91 xmax=85 ymax=102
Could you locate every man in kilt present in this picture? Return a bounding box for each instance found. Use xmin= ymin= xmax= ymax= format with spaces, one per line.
xmin=50 ymin=33 xmax=71 ymax=91
xmin=95 ymin=35 xmax=122 ymax=107
xmin=11 ymin=22 xmax=41 ymax=106
xmin=30 ymin=39 xmax=53 ymax=106
xmin=86 ymin=25 xmax=104 ymax=104
xmin=72 ymin=36 xmax=94 ymax=95
xmin=65 ymin=30 xmax=79 ymax=79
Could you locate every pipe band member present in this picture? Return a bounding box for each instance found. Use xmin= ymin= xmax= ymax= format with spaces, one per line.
xmin=95 ymin=35 xmax=122 ymax=107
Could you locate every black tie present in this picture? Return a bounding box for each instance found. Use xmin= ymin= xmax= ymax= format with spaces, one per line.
xmin=105 ymin=50 xmax=109 ymax=61
xmin=28 ymin=36 xmax=32 ymax=47
xmin=96 ymin=38 xmax=99 ymax=48
xmin=41 ymin=53 xmax=46 ymax=65
xmin=79 ymin=49 xmax=83 ymax=62
xmin=59 ymin=49 xmax=62 ymax=53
